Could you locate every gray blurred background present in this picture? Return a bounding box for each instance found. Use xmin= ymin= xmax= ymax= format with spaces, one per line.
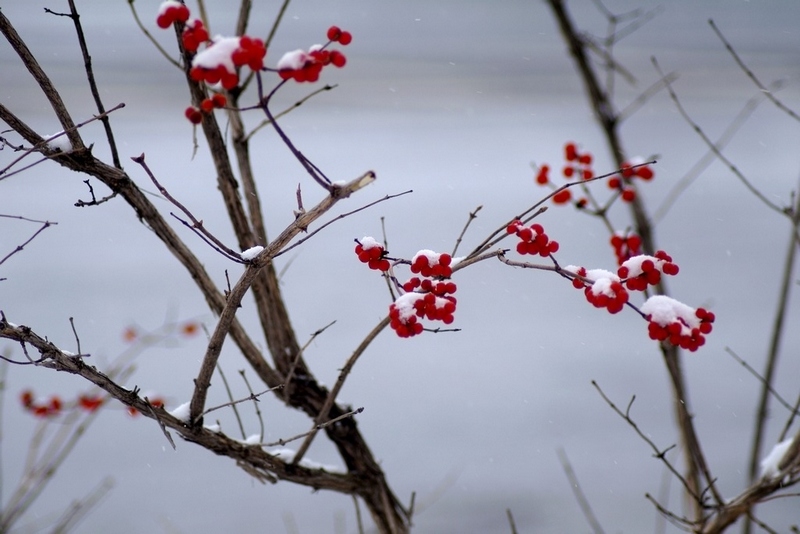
xmin=2 ymin=1 xmax=800 ymax=532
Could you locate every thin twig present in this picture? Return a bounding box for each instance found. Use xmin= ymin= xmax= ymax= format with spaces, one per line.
xmin=725 ymin=347 xmax=800 ymax=418
xmin=557 ymin=448 xmax=606 ymax=534
xmin=263 ymin=407 xmax=364 ymax=448
xmin=0 ymin=220 xmax=56 ymax=267
xmin=591 ymin=380 xmax=703 ymax=504
xmin=291 ymin=317 xmax=389 ymax=464
xmin=708 ymin=19 xmax=800 ymax=123
xmin=506 ymin=508 xmax=518 ymax=534
xmin=452 ymin=205 xmax=482 ymax=257
xmin=652 ymin=56 xmax=786 ymax=216
xmin=215 ymin=364 xmax=247 ymax=440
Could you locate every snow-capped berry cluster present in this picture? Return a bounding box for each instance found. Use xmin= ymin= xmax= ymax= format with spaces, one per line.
xmin=189 ymin=36 xmax=267 ymax=90
xmin=385 ymin=250 xmax=458 ymax=337
xmin=641 ymin=295 xmax=715 ymax=352
xmin=182 ymin=19 xmax=209 ymax=52
xmin=354 ymin=237 xmax=390 ymax=272
xmin=184 ymin=93 xmax=227 ymax=124
xmin=156 ymin=1 xmax=190 ymax=29
xmin=611 ymin=231 xmax=642 ymax=265
xmin=506 ymin=221 xmax=560 ymax=257
xmin=568 ymin=266 xmax=629 ymax=314
xmin=276 ymin=26 xmax=351 ymax=83
xmin=389 ymin=290 xmax=457 ymax=338
xmin=617 ymin=251 xmax=679 ymax=291
xmin=410 ymin=250 xmax=453 ymax=278
xmin=609 ymin=158 xmax=655 ymax=203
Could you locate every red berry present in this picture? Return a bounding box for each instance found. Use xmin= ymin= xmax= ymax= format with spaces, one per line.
xmin=608 ymin=177 xmax=621 ymax=189
xmin=621 ymin=188 xmax=636 ymax=202
xmin=552 ymin=189 xmax=571 ymax=204
xmin=578 ymin=153 xmax=592 ymax=165
xmin=338 ymin=31 xmax=352 ymax=45
xmin=565 ymin=143 xmax=577 ymax=161
xmin=330 ymin=50 xmax=346 ymax=68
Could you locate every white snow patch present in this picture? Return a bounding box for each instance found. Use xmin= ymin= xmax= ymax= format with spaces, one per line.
xmin=192 ymin=36 xmax=239 ymax=72
xmin=241 ymin=246 xmax=264 ymax=261
xmin=204 ymin=423 xmax=221 ymax=432
xmin=158 ymin=1 xmax=183 ymax=17
xmin=168 ymin=401 xmax=191 ymax=422
xmin=641 ymin=295 xmax=700 ymax=334
xmin=45 ymin=132 xmax=72 ymax=153
xmin=359 ymin=236 xmax=382 ymax=250
xmin=244 ymin=434 xmax=261 ymax=445
xmin=760 ymin=437 xmax=794 ymax=479
xmin=277 ymin=49 xmax=308 ymax=70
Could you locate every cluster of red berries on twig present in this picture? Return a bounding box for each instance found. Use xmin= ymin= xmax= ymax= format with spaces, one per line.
xmin=354 ymin=237 xmax=391 ymax=272
xmin=386 ymin=250 xmax=457 ymax=338
xmin=277 ymin=26 xmax=351 ymax=83
xmin=611 ymin=231 xmax=642 ymax=265
xmin=182 ymin=19 xmax=209 ymax=52
xmin=642 ymin=296 xmax=715 ymax=352
xmin=184 ymin=93 xmax=227 ymax=124
xmin=534 ymin=142 xmax=594 ymax=205
xmin=20 ymin=390 xmax=63 ymax=418
xmin=568 ymin=267 xmax=629 ymax=314
xmin=156 ymin=1 xmax=189 ymax=29
xmin=609 ymin=159 xmax=655 ymax=203
xmin=506 ymin=220 xmax=560 ymax=257
xmin=19 ymin=390 xmax=108 ymax=418
xmin=189 ymin=36 xmax=267 ymax=90
xmin=617 ymin=250 xmax=679 ymax=291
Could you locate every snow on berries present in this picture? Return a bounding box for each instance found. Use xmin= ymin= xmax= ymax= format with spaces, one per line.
xmin=182 ymin=19 xmax=209 ymax=52
xmin=378 ymin=248 xmax=458 ymax=338
xmin=506 ymin=221 xmax=560 ymax=257
xmin=354 ymin=237 xmax=390 ymax=272
xmin=277 ymin=46 xmax=347 ymax=83
xmin=617 ymin=250 xmax=679 ymax=291
xmin=641 ymin=295 xmax=714 ymax=352
xmin=567 ymin=266 xmax=629 ymax=314
xmin=410 ymin=250 xmax=453 ymax=278
xmin=190 ymin=35 xmax=266 ymax=90
xmin=156 ymin=1 xmax=190 ymax=29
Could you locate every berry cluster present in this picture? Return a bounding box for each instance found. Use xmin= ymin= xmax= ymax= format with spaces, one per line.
xmin=410 ymin=250 xmax=453 ymax=278
xmin=354 ymin=237 xmax=390 ymax=272
xmin=276 ymin=26 xmax=351 ymax=83
xmin=182 ymin=19 xmax=209 ymax=52
xmin=389 ymin=287 xmax=457 ymax=338
xmin=506 ymin=221 xmax=560 ymax=257
xmin=386 ymin=250 xmax=458 ymax=337
xmin=568 ymin=266 xmax=629 ymax=314
xmin=534 ymin=142 xmax=595 ymax=205
xmin=610 ymin=231 xmax=642 ymax=265
xmin=156 ymin=1 xmax=190 ymax=29
xmin=189 ymin=36 xmax=267 ymax=90
xmin=641 ymin=295 xmax=715 ymax=352
xmin=20 ymin=390 xmax=62 ymax=418
xmin=608 ymin=159 xmax=655 ymax=203
xmin=78 ymin=394 xmax=104 ymax=412
xmin=617 ymin=251 xmax=679 ymax=291
xmin=563 ymin=142 xmax=594 ymax=180
xmin=184 ymin=93 xmax=227 ymax=124
xmin=326 ymin=26 xmax=353 ymax=45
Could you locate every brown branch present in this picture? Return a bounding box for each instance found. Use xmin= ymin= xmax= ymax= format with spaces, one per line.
xmin=188 ymin=172 xmax=377 ymax=425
